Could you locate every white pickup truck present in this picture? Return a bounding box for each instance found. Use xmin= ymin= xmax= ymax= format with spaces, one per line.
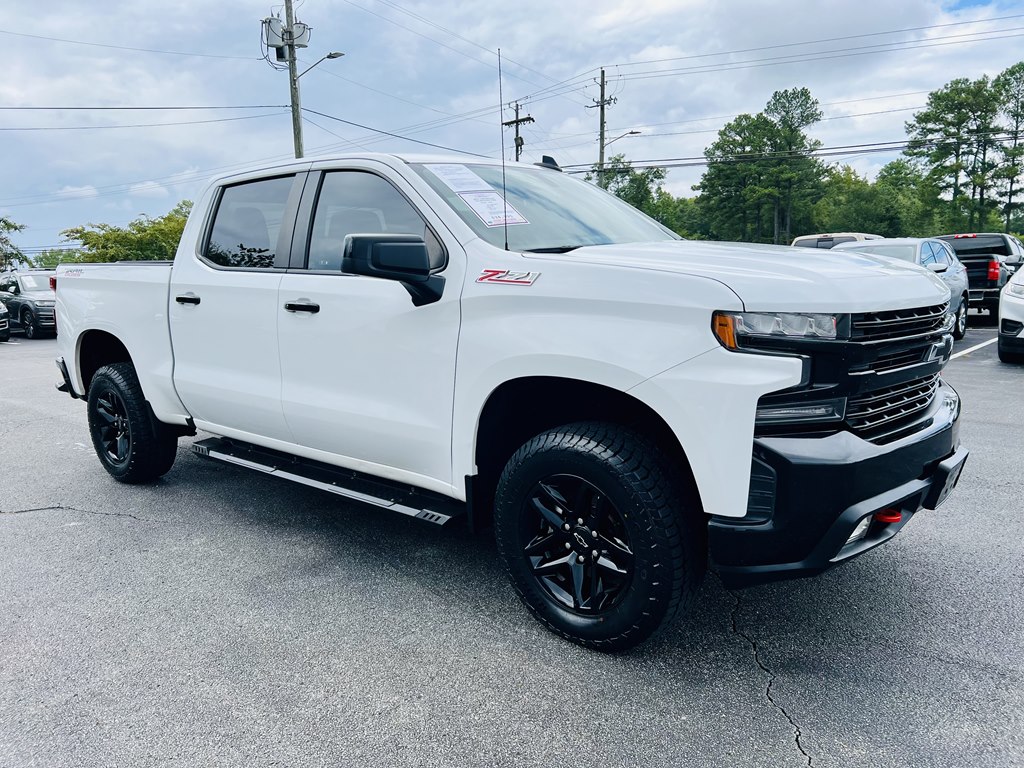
xmin=54 ymin=153 xmax=968 ymax=650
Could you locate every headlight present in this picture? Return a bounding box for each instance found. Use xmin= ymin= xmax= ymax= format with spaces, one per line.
xmin=34 ymin=300 xmax=55 ymax=307
xmin=1008 ymin=283 xmax=1024 ymax=298
xmin=712 ymin=310 xmax=838 ymax=350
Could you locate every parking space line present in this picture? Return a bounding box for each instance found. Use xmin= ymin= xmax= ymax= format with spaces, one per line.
xmin=951 ymin=338 xmax=997 ymax=360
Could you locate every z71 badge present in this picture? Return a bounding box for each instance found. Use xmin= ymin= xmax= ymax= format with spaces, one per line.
xmin=476 ymin=269 xmax=541 ymax=286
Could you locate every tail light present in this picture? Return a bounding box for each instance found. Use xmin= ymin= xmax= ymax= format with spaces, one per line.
xmin=49 ymin=275 xmax=57 ymax=291
xmin=988 ymin=260 xmax=1001 ymax=281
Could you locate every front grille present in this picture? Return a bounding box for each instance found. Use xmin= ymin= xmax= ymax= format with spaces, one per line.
xmin=846 ymin=373 xmax=940 ymax=437
xmin=868 ymin=346 xmax=928 ymax=373
xmin=851 ymin=303 xmax=948 ymax=342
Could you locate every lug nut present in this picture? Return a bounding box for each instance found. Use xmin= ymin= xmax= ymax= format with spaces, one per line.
xmin=563 ymin=524 xmax=571 ymax=531
xmin=565 ymin=542 xmax=572 ymax=550
xmin=590 ymin=530 xmax=597 ymax=537
xmin=577 ymin=518 xmax=584 ymax=525
xmin=577 ymin=555 xmax=585 ymax=563
xmin=592 ymin=550 xmax=599 ymax=559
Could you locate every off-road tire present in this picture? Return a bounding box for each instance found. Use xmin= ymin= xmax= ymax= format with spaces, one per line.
xmin=87 ymin=363 xmax=178 ymax=483
xmin=493 ymin=421 xmax=705 ymax=652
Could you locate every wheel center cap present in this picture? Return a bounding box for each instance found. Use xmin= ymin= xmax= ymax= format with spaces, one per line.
xmin=572 ymin=527 xmax=596 ymax=551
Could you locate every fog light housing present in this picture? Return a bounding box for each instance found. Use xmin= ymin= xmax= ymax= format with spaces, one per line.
xmin=845 ymin=516 xmax=872 ymax=546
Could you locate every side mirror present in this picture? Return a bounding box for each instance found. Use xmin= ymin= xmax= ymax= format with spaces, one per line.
xmin=926 ymin=262 xmax=948 ymax=274
xmin=342 ymin=234 xmax=444 ymax=306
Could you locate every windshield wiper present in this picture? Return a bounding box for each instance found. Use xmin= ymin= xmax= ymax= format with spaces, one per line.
xmin=523 ymin=245 xmax=585 ymax=253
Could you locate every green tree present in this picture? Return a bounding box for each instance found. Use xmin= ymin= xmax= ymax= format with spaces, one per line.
xmin=585 ymin=154 xmax=668 ymax=219
xmin=763 ymin=87 xmax=824 ymax=243
xmin=696 ymin=112 xmax=778 ymax=241
xmin=1 ymin=215 xmax=25 ymax=271
xmin=995 ymin=62 xmax=1024 ymax=231
xmin=62 ymin=201 xmax=193 ymax=262
xmin=25 ymin=248 xmax=86 ymax=269
xmin=696 ymin=89 xmax=824 ymax=243
xmin=906 ymin=77 xmax=1001 ymax=230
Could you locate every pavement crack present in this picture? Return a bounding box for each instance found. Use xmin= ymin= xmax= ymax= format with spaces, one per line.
xmin=0 ymin=505 xmax=172 ymax=525
xmin=727 ymin=582 xmax=813 ymax=767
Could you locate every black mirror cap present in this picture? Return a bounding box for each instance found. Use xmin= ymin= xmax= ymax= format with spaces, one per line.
xmin=342 ymin=233 xmax=444 ymax=307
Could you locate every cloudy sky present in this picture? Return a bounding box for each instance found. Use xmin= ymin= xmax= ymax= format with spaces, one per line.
xmin=1 ymin=0 xmax=1021 ymax=254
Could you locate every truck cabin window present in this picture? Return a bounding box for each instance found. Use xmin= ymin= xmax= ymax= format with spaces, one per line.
xmin=307 ymin=171 xmax=443 ymax=271
xmin=204 ymin=175 xmax=295 ymax=269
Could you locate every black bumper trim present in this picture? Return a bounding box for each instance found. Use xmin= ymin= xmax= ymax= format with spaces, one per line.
xmin=710 ymin=380 xmax=965 ymax=589
xmin=998 ymin=332 xmax=1024 ymax=353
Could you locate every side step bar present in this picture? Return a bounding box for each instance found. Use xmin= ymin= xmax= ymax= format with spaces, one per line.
xmin=192 ymin=437 xmax=464 ymax=526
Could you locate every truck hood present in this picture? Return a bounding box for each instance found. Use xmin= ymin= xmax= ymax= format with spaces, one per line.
xmin=22 ymin=290 xmax=55 ymax=302
xmin=525 ymin=240 xmax=950 ymax=313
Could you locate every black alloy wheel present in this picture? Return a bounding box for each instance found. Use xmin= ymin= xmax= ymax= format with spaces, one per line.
xmin=494 ymin=422 xmax=705 ymax=651
xmin=93 ymin=389 xmax=132 ymax=467
xmin=22 ymin=309 xmax=36 ymax=339
xmin=521 ymin=474 xmax=635 ymax=615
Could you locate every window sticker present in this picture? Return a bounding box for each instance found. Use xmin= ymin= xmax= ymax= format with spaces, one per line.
xmin=457 ymin=191 xmax=529 ymax=228
xmin=424 ymin=164 xmax=492 ymax=193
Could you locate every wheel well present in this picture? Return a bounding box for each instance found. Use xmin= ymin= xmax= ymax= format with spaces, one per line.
xmin=78 ymin=331 xmax=132 ymax=394
xmin=470 ymin=376 xmax=700 ymax=530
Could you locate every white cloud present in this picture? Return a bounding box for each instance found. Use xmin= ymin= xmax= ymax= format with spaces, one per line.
xmin=1 ymin=0 xmax=1021 ymax=243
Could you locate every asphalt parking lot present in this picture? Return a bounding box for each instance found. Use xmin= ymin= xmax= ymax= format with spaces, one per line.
xmin=1 ymin=326 xmax=1022 ymax=768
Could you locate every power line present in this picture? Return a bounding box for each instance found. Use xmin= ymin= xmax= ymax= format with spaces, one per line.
xmin=0 ymin=105 xmax=287 ymax=111
xmin=301 ymin=108 xmax=490 ymax=156
xmin=611 ymin=13 xmax=1024 ymax=68
xmin=0 ymin=112 xmax=286 ymax=131
xmin=0 ymin=29 xmax=258 ymax=60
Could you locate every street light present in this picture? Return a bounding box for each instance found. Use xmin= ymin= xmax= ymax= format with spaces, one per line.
xmin=288 ymin=51 xmax=344 ymax=159
xmin=599 ymin=130 xmax=640 ymax=186
xmin=604 ymin=129 xmax=641 ymax=148
xmin=298 ymin=51 xmax=345 ymax=79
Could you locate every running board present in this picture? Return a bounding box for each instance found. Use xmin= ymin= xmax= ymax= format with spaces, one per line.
xmin=192 ymin=437 xmax=463 ymax=526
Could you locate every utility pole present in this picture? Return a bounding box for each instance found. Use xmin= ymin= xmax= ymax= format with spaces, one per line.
xmin=284 ymin=0 xmax=303 ymax=158
xmin=587 ymin=68 xmax=616 ymax=183
xmin=502 ymin=102 xmax=534 ymax=161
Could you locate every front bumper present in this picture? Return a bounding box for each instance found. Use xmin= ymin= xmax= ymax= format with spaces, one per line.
xmin=711 ymin=379 xmax=967 ymax=588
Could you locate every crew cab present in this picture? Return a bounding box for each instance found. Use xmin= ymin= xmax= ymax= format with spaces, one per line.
xmin=53 ymin=153 xmax=969 ymax=651
xmin=936 ymin=233 xmax=1023 ymax=317
xmin=0 ymin=269 xmax=57 ymax=339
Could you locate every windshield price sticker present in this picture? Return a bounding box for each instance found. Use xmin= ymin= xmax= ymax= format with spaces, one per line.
xmin=458 ymin=191 xmax=529 ymax=228
xmin=424 ymin=164 xmax=493 ymax=193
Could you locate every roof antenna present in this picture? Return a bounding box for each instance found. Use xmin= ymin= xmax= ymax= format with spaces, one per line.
xmin=498 ymin=48 xmax=509 ymax=252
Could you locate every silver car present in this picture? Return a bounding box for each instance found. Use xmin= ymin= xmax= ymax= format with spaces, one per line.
xmin=833 ymin=238 xmax=971 ymax=340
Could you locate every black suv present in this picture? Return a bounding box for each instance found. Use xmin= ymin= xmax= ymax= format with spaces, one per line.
xmin=0 ymin=269 xmax=57 ymax=339
xmin=936 ymin=233 xmax=1024 ymax=317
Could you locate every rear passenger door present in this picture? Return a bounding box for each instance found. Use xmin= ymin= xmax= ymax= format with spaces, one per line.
xmin=276 ymin=163 xmax=463 ymax=490
xmin=169 ymin=173 xmax=304 ymax=442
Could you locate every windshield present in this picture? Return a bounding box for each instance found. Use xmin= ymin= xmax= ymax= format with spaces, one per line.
xmin=19 ymin=275 xmax=51 ymax=291
xmin=844 ymin=244 xmax=917 ymax=262
xmin=411 ymin=163 xmax=679 ymax=251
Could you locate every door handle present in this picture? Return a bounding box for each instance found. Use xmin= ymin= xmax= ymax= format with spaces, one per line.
xmin=284 ymin=301 xmax=320 ymax=314
xmin=175 ymin=294 xmax=201 ymax=305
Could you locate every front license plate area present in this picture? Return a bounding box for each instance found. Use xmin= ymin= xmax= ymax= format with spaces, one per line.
xmin=923 ymin=446 xmax=969 ymax=510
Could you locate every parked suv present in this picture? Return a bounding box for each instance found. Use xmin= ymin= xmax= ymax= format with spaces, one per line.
xmin=0 ymin=269 xmax=57 ymax=339
xmin=935 ymin=233 xmax=1023 ymax=317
